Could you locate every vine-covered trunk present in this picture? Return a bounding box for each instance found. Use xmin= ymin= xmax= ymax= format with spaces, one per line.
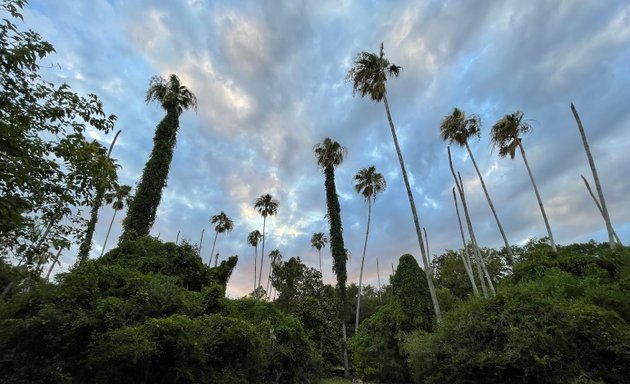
xmin=122 ymin=111 xmax=179 ymax=241
xmin=383 ymin=96 xmax=442 ymax=322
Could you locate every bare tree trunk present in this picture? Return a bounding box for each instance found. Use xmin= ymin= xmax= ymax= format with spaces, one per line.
xmin=448 ymin=147 xmax=492 ymax=297
xmin=318 ymin=249 xmax=322 ymax=278
xmin=210 ymin=231 xmax=219 ymax=266
xmin=452 ymin=187 xmax=480 ymax=296
xmin=175 ymin=230 xmax=180 ymax=244
xmin=355 ymin=198 xmax=372 ymax=332
xmin=581 ymin=176 xmax=621 ymax=244
xmin=382 ymin=96 xmax=441 ymax=322
xmin=259 ymin=217 xmax=267 ymax=289
xmin=376 ymin=257 xmax=382 ymax=302
xmin=518 ymin=142 xmax=557 ymax=252
xmin=100 ymin=209 xmax=118 ymax=258
xmin=198 ymin=229 xmax=205 ymax=256
xmin=253 ymin=244 xmax=258 ymax=293
xmin=572 ymin=103 xmax=618 ymax=249
xmin=465 ymin=142 xmax=514 ymax=263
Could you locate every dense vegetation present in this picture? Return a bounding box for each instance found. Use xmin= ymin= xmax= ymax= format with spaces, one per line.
xmin=1 ymin=1 xmax=628 ymax=383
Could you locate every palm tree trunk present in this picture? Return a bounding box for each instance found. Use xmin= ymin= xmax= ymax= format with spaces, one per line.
xmin=458 ymin=172 xmax=495 ymax=295
xmin=517 ymin=142 xmax=557 ymax=252
xmin=581 ymin=176 xmax=621 ymax=244
xmin=99 ymin=209 xmax=119 ymax=258
xmin=382 ymin=95 xmax=442 ymax=322
xmin=571 ymin=103 xmax=617 ymax=249
xmin=465 ymin=142 xmax=514 ymax=263
xmin=259 ymin=217 xmax=267 ymax=289
xmin=355 ymin=198 xmax=372 ymax=332
xmin=376 ymin=257 xmax=382 ymax=302
xmin=318 ymin=249 xmax=322 ymax=278
xmin=78 ymin=130 xmax=121 ymax=263
xmin=210 ymin=231 xmax=219 ymax=267
xmin=253 ymin=245 xmax=258 ymax=293
xmin=452 ymin=187 xmax=479 ymax=296
xmin=448 ymin=147 xmax=492 ymax=297
xmin=198 ymin=228 xmax=205 ymax=257
xmin=175 ymin=230 xmax=180 ymax=244
xmin=45 ymin=248 xmax=63 ymax=281
xmin=266 ymin=255 xmax=273 ymax=295
xmin=423 ymin=227 xmax=430 ymax=268
xmin=342 ymin=322 xmax=350 ymax=378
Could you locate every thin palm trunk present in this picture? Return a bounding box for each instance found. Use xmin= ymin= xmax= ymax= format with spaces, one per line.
xmin=459 ymin=172 xmax=495 ymax=295
xmin=175 ymin=230 xmax=180 ymax=244
xmin=45 ymin=248 xmax=63 ymax=281
xmin=517 ymin=142 xmax=557 ymax=252
xmin=581 ymin=176 xmax=621 ymax=244
xmin=376 ymin=257 xmax=382 ymax=302
xmin=259 ymin=217 xmax=267 ymax=288
xmin=78 ymin=130 xmax=121 ymax=263
xmin=266 ymin=257 xmax=273 ymax=295
xmin=355 ymin=198 xmax=372 ymax=331
xmin=452 ymin=187 xmax=480 ymax=296
xmin=198 ymin=228 xmax=205 ymax=256
xmin=100 ymin=209 xmax=119 ymax=257
xmin=464 ymin=142 xmax=514 ymax=263
xmin=571 ymin=103 xmax=617 ymax=249
xmin=210 ymin=231 xmax=219 ymax=267
xmin=382 ymin=95 xmax=442 ymax=322
xmin=318 ymin=249 xmax=322 ymax=278
xmin=423 ymin=227 xmax=430 ymax=267
xmin=253 ymin=245 xmax=258 ymax=292
xmin=448 ymin=147 xmax=492 ymax=297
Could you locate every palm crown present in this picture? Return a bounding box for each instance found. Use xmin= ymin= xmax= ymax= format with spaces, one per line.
xmin=440 ymin=108 xmax=481 ymax=146
xmin=310 ymin=232 xmax=328 ymax=251
xmin=347 ymin=43 xmax=401 ymax=102
xmin=146 ymin=74 xmax=198 ymax=116
xmin=354 ymin=166 xmax=387 ymax=202
xmin=247 ymin=230 xmax=262 ymax=247
xmin=254 ymin=194 xmax=279 ymax=218
xmin=211 ymin=211 xmax=234 ymax=234
xmin=104 ymin=185 xmax=133 ymax=211
xmin=313 ymin=138 xmax=347 ymax=169
xmin=490 ymin=111 xmax=531 ymax=159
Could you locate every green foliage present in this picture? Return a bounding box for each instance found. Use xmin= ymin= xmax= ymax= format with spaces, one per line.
xmin=405 ymin=243 xmax=630 ymax=384
xmin=0 ymin=0 xmax=117 ymax=272
xmin=350 ymin=254 xmax=435 ymax=382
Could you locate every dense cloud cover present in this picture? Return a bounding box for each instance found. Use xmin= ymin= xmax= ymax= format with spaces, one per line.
xmin=25 ymin=0 xmax=630 ymax=296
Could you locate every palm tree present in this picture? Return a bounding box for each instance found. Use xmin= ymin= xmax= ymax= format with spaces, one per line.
xmin=348 ymin=44 xmax=441 ymax=322
xmin=100 ymin=185 xmax=132 ymax=257
xmin=254 ymin=193 xmax=279 ymax=289
xmin=571 ymin=103 xmax=619 ymax=249
xmin=313 ymin=137 xmax=350 ymax=377
xmin=353 ymin=165 xmax=386 ymax=331
xmin=121 ymin=74 xmax=197 ymax=241
xmin=491 ymin=111 xmax=557 ymax=252
xmin=78 ymin=129 xmax=122 ymax=262
xmin=310 ymin=232 xmax=328 ymax=277
xmin=440 ymin=108 xmax=514 ymax=264
xmin=248 ymin=230 xmax=262 ymax=292
xmin=266 ymin=249 xmax=282 ymax=298
xmin=209 ymin=211 xmax=234 ymax=267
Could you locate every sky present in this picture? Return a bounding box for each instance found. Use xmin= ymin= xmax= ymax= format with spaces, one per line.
xmin=20 ymin=0 xmax=630 ymax=297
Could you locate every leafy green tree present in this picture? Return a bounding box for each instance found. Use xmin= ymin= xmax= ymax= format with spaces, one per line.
xmin=441 ymin=108 xmax=514 ymax=263
xmin=348 ymin=44 xmax=441 ymax=321
xmin=310 ymin=232 xmax=327 ymax=277
xmin=313 ymin=137 xmax=350 ymax=377
xmin=353 ymin=165 xmax=386 ymax=332
xmin=254 ymin=193 xmax=279 ymax=289
xmin=100 ymin=184 xmax=132 ymax=257
xmin=209 ymin=211 xmax=234 ymax=267
xmin=0 ymin=0 xmax=117 ymax=275
xmin=121 ymin=74 xmax=197 ymax=241
xmin=491 ymin=111 xmax=557 ymax=252
xmin=248 ymin=229 xmax=262 ymax=292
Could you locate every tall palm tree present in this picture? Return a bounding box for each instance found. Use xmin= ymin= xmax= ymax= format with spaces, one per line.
xmin=348 ymin=44 xmax=441 ymax=322
xmin=266 ymin=249 xmax=282 ymax=298
xmin=491 ymin=111 xmax=557 ymax=252
xmin=121 ymin=74 xmax=197 ymax=241
xmin=100 ymin=185 xmax=132 ymax=257
xmin=248 ymin=230 xmax=262 ymax=292
xmin=310 ymin=232 xmax=328 ymax=277
xmin=440 ymin=108 xmax=514 ymax=264
xmin=313 ymin=137 xmax=350 ymax=377
xmin=78 ymin=129 xmax=121 ymax=262
xmin=353 ymin=165 xmax=386 ymax=331
xmin=571 ymin=103 xmax=619 ymax=249
xmin=254 ymin=193 xmax=279 ymax=289
xmin=209 ymin=211 xmax=234 ymax=267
